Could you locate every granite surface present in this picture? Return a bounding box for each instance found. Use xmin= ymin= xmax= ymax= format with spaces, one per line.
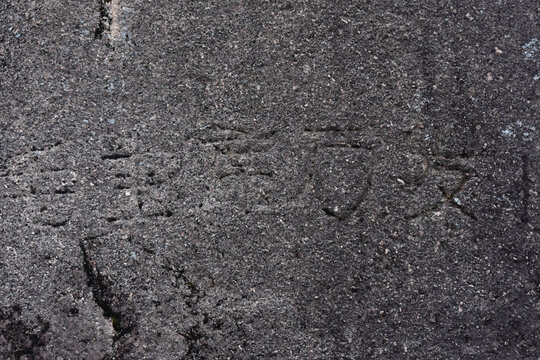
xmin=1 ymin=1 xmax=539 ymax=359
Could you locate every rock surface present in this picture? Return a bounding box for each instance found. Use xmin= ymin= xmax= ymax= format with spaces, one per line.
xmin=1 ymin=1 xmax=539 ymax=359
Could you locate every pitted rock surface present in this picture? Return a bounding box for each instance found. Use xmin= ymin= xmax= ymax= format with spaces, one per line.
xmin=1 ymin=1 xmax=539 ymax=359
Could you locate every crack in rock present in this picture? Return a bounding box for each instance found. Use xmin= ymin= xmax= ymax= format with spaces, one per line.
xmin=94 ymin=0 xmax=112 ymax=39
xmin=80 ymin=239 xmax=135 ymax=358
xmin=95 ymin=0 xmax=132 ymax=44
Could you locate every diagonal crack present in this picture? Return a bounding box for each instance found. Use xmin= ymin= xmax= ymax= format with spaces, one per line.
xmin=79 ymin=238 xmax=135 ymax=358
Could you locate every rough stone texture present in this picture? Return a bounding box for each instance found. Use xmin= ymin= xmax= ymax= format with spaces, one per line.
xmin=1 ymin=1 xmax=539 ymax=359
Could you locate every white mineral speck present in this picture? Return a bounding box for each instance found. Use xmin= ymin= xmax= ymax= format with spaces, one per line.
xmin=523 ymin=38 xmax=539 ymax=61
xmin=501 ymin=129 xmax=514 ymax=137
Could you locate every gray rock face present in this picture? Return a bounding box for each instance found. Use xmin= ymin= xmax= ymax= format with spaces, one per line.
xmin=1 ymin=1 xmax=539 ymax=359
